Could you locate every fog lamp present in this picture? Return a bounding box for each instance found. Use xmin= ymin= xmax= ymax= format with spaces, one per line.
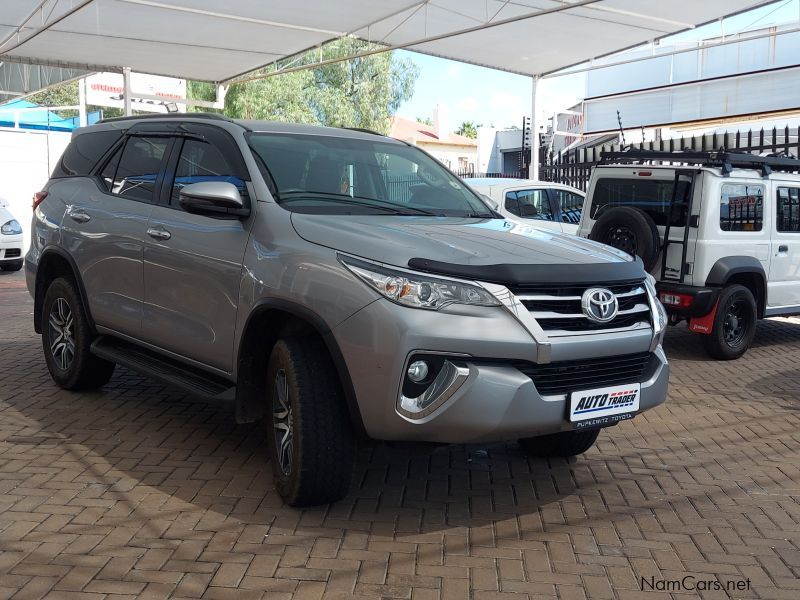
xmin=407 ymin=360 xmax=429 ymax=383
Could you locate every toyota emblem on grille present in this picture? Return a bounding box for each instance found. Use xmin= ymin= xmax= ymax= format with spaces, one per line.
xmin=581 ymin=288 xmax=619 ymax=323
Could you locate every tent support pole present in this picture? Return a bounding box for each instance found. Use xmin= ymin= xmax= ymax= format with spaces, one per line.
xmin=78 ymin=77 xmax=87 ymax=126
xmin=123 ymin=67 xmax=132 ymax=116
xmin=530 ymin=75 xmax=539 ymax=180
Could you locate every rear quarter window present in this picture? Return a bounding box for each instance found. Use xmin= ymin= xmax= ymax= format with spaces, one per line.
xmin=720 ymin=183 xmax=763 ymax=232
xmin=51 ymin=130 xmax=123 ymax=178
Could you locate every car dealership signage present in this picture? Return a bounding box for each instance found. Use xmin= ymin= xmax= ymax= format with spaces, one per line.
xmin=85 ymin=72 xmax=186 ymax=113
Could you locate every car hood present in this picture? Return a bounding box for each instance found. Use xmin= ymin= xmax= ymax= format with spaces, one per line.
xmin=290 ymin=214 xmax=641 ymax=284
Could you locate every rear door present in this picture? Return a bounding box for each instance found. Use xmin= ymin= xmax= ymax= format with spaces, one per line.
xmin=141 ymin=123 xmax=252 ymax=373
xmin=581 ymin=168 xmax=700 ymax=280
xmin=768 ymin=182 xmax=800 ymax=308
xmin=503 ymin=187 xmax=562 ymax=233
xmin=61 ymin=133 xmax=170 ymax=338
xmin=551 ymin=187 xmax=584 ymax=234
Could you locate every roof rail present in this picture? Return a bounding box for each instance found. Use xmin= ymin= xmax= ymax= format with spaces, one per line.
xmin=600 ymin=148 xmax=800 ymax=177
xmin=342 ymin=127 xmax=387 ymax=137
xmin=98 ymin=112 xmax=233 ymax=124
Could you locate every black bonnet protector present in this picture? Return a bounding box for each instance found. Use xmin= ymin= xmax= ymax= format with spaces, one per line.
xmin=407 ymin=256 xmax=646 ymax=286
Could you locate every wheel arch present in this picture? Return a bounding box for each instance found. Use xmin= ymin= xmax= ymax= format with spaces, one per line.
xmin=235 ymin=299 xmax=367 ymax=438
xmin=705 ymin=257 xmax=766 ymax=317
xmin=34 ymin=247 xmax=95 ymax=335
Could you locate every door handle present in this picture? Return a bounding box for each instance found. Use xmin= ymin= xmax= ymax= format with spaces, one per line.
xmin=147 ymin=227 xmax=171 ymax=241
xmin=69 ymin=210 xmax=91 ymax=223
xmin=779 ymin=244 xmax=789 ymax=253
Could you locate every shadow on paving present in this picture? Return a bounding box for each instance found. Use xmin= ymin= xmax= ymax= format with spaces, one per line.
xmin=0 ymin=337 xmax=584 ymax=542
xmin=2 ymin=273 xmax=800 ymax=600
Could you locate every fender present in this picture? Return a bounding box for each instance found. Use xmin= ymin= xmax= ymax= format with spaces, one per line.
xmin=236 ymin=298 xmax=367 ymax=438
xmin=705 ymin=256 xmax=766 ymax=287
xmin=33 ymin=246 xmax=96 ymax=335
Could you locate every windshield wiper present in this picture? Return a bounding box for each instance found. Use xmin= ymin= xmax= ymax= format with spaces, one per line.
xmin=279 ymin=191 xmax=438 ymax=216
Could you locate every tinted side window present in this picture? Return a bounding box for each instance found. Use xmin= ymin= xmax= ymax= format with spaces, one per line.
xmin=720 ymin=183 xmax=763 ymax=232
xmin=113 ymin=137 xmax=169 ymax=203
xmin=590 ymin=178 xmax=689 ymax=226
xmin=170 ymin=138 xmax=246 ymax=204
xmin=555 ymin=190 xmax=583 ymax=224
xmin=515 ymin=189 xmax=552 ymax=220
xmin=777 ymin=187 xmax=800 ymax=232
xmin=52 ymin=130 xmax=123 ymax=178
xmin=504 ymin=192 xmax=520 ymax=216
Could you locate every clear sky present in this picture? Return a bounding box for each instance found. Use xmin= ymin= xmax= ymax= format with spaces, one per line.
xmin=395 ymin=0 xmax=800 ymax=131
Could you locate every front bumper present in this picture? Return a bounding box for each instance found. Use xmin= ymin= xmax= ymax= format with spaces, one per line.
xmin=333 ymin=298 xmax=669 ymax=444
xmin=0 ymin=234 xmax=23 ymax=262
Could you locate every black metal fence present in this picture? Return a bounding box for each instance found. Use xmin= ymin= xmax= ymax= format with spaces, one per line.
xmin=453 ymin=169 xmax=525 ymax=180
xmin=539 ymin=125 xmax=800 ymax=191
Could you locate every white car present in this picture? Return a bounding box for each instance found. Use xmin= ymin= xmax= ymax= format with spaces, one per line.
xmin=0 ymin=202 xmax=23 ymax=272
xmin=464 ymin=178 xmax=585 ymax=234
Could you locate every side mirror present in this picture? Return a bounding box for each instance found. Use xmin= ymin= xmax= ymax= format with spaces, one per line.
xmin=179 ymin=182 xmax=249 ymax=217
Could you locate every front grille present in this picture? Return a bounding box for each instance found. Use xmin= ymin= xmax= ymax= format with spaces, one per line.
xmin=4 ymin=249 xmax=21 ymax=258
xmin=514 ymin=352 xmax=654 ymax=396
xmin=510 ymin=279 xmax=651 ymax=335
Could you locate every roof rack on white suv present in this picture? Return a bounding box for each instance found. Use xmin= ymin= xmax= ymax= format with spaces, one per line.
xmin=600 ymin=149 xmax=800 ymax=177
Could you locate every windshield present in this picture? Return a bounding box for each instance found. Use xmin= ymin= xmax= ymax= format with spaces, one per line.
xmin=247 ymin=132 xmax=494 ymax=217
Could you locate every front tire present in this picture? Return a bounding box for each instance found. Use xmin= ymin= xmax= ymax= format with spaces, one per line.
xmin=266 ymin=337 xmax=355 ymax=506
xmin=702 ymin=284 xmax=757 ymax=360
xmin=518 ymin=429 xmax=600 ymax=457
xmin=41 ymin=277 xmax=115 ymax=390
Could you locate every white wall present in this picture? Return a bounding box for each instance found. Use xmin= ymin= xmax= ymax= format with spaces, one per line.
xmin=419 ymin=142 xmax=477 ymax=172
xmin=477 ymin=126 xmax=498 ymax=173
xmin=0 ymin=127 xmax=71 ymax=252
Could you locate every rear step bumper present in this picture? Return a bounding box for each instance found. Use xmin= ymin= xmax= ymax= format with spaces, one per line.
xmin=655 ymin=282 xmax=719 ymax=318
xmin=91 ymin=336 xmax=235 ymax=400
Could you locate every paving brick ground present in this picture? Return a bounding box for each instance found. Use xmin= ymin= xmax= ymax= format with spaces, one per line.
xmin=1 ymin=268 xmax=799 ymax=599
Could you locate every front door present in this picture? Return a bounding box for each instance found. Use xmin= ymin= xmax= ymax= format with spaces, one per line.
xmin=141 ymin=125 xmax=252 ymax=373
xmin=60 ymin=135 xmax=169 ymax=338
xmin=768 ymin=183 xmax=800 ymax=308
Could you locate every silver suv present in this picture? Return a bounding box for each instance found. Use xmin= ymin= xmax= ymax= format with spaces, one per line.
xmin=26 ymin=114 xmax=669 ymax=506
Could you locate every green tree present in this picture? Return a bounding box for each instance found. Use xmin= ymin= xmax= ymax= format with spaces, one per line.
xmin=416 ymin=116 xmax=433 ymax=126
xmin=26 ymin=80 xmax=123 ymax=119
xmin=456 ymin=121 xmax=477 ymax=139
xmin=191 ymin=38 xmax=418 ymax=134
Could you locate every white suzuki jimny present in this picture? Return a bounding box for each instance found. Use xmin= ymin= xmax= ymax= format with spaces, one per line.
xmin=577 ymin=150 xmax=800 ymax=360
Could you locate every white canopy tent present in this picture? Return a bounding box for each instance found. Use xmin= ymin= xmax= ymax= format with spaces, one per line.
xmin=0 ymin=0 xmax=777 ymax=175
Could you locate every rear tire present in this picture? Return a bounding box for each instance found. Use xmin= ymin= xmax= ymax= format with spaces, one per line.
xmin=702 ymin=284 xmax=757 ymax=360
xmin=1 ymin=260 xmax=23 ymax=272
xmin=518 ymin=429 xmax=600 ymax=457
xmin=266 ymin=337 xmax=355 ymax=506
xmin=41 ymin=277 xmax=115 ymax=390
xmin=589 ymin=207 xmax=660 ymax=271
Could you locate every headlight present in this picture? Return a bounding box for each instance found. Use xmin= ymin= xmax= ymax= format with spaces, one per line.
xmin=644 ymin=274 xmax=667 ymax=350
xmin=1 ymin=219 xmax=22 ymax=235
xmin=339 ymin=255 xmax=500 ymax=310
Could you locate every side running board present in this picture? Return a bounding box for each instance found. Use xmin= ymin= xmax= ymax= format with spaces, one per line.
xmin=91 ymin=336 xmax=236 ymax=401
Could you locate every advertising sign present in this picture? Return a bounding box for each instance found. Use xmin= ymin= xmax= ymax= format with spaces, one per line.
xmin=85 ymin=72 xmax=186 ymax=113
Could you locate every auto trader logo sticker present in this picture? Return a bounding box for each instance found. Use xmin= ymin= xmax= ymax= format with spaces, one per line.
xmin=573 ymin=388 xmax=638 ymax=415
xmin=569 ymin=383 xmax=641 ymax=423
